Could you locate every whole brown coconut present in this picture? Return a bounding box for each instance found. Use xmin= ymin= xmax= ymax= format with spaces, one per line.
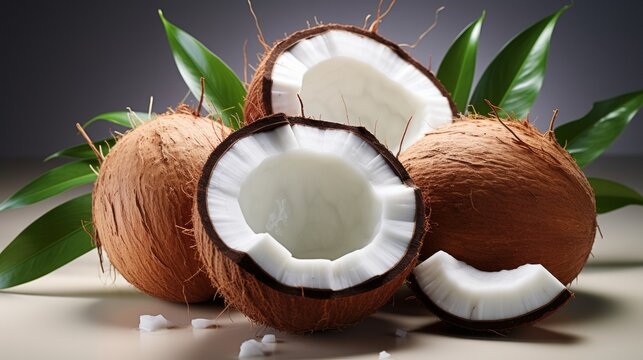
xmin=92 ymin=106 xmax=230 ymax=302
xmin=399 ymin=116 xmax=596 ymax=285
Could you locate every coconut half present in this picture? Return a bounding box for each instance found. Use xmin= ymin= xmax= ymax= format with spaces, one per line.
xmin=410 ymin=251 xmax=572 ymax=331
xmin=193 ymin=113 xmax=424 ymax=332
xmin=245 ymin=24 xmax=456 ymax=154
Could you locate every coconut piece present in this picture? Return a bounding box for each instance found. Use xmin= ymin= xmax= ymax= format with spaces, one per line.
xmin=261 ymin=334 xmax=276 ymax=343
xmin=139 ymin=314 xmax=170 ymax=332
xmin=93 ymin=106 xmax=230 ymax=302
xmin=399 ymin=116 xmax=596 ymax=285
xmin=379 ymin=351 xmax=392 ymax=359
xmin=193 ymin=114 xmax=424 ymax=332
xmin=260 ymin=334 xmax=277 ymax=354
xmin=191 ymin=318 xmax=217 ymax=329
xmin=410 ymin=251 xmax=572 ymax=331
xmin=245 ymin=24 xmax=455 ymax=154
xmin=238 ymin=339 xmax=264 ymax=358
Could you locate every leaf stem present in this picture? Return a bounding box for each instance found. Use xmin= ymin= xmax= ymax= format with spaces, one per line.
xmin=196 ymin=77 xmax=205 ymax=116
xmin=75 ymin=123 xmax=104 ymax=163
xmin=547 ymin=109 xmax=559 ymax=139
xmin=484 ymin=99 xmax=524 ymax=144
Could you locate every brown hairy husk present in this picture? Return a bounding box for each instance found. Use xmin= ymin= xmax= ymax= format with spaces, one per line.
xmin=92 ymin=107 xmax=230 ymax=302
xmin=194 ymin=208 xmax=415 ymax=333
xmin=400 ymin=116 xmax=596 ymax=286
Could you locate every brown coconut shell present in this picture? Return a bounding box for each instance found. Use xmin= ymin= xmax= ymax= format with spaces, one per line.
xmin=92 ymin=106 xmax=230 ymax=303
xmin=244 ymin=24 xmax=456 ymax=124
xmin=399 ymin=116 xmax=597 ymax=286
xmin=193 ymin=114 xmax=424 ymax=333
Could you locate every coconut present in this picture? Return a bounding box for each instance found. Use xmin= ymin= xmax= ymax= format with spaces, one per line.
xmin=92 ymin=105 xmax=230 ymax=302
xmin=244 ymin=24 xmax=456 ymax=154
xmin=193 ymin=113 xmax=424 ymax=332
xmin=399 ymin=116 xmax=596 ymax=285
xmin=409 ymin=251 xmax=572 ymax=331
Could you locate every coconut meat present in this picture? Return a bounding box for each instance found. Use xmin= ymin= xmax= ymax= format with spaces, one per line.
xmin=271 ymin=29 xmax=453 ymax=153
xmin=413 ymin=251 xmax=567 ymax=321
xmin=139 ymin=315 xmax=169 ymax=332
xmin=205 ymin=123 xmax=417 ymax=291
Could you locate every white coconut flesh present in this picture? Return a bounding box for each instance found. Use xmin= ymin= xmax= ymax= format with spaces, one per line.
xmin=205 ymin=123 xmax=418 ymax=291
xmin=270 ymin=29 xmax=453 ymax=153
xmin=413 ymin=251 xmax=567 ymax=321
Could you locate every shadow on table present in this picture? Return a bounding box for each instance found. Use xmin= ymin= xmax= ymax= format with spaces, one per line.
xmin=547 ymin=289 xmax=621 ymax=325
xmin=81 ymin=295 xmax=226 ymax=329
xmin=414 ymin=321 xmax=582 ymax=344
xmin=182 ymin=316 xmax=412 ymax=360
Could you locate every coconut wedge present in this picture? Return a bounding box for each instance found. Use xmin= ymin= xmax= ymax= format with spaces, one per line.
xmin=193 ymin=114 xmax=424 ymax=332
xmin=245 ymin=24 xmax=456 ymax=154
xmin=410 ymin=251 xmax=572 ymax=331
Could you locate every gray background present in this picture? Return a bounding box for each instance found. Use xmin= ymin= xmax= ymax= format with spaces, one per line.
xmin=1 ymin=0 xmax=641 ymax=159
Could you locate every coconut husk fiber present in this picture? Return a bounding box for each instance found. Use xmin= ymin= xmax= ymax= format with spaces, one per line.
xmin=92 ymin=106 xmax=230 ymax=302
xmin=400 ymin=116 xmax=596 ymax=285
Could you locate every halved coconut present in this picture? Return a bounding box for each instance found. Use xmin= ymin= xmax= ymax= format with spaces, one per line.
xmin=245 ymin=24 xmax=456 ymax=154
xmin=193 ymin=113 xmax=424 ymax=332
xmin=409 ymin=251 xmax=572 ymax=331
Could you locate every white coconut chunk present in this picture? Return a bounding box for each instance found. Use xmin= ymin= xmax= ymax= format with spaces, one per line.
xmin=379 ymin=350 xmax=392 ymax=359
xmin=281 ymin=258 xmax=334 ymax=289
xmin=238 ymin=339 xmax=264 ymax=358
xmin=139 ymin=314 xmax=169 ymax=332
xmin=261 ymin=334 xmax=276 ymax=343
xmin=246 ymin=233 xmax=293 ymax=279
xmin=207 ymin=122 xmax=418 ymax=291
xmin=413 ymin=251 xmax=567 ymax=321
xmin=191 ymin=318 xmax=217 ymax=329
xmin=271 ymin=29 xmax=453 ymax=153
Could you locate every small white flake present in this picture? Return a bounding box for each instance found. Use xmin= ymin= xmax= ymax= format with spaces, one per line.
xmin=261 ymin=334 xmax=276 ymax=343
xmin=239 ymin=339 xmax=264 ymax=358
xmin=191 ymin=318 xmax=217 ymax=329
xmin=139 ymin=314 xmax=169 ymax=332
xmin=379 ymin=350 xmax=392 ymax=359
xmin=394 ymin=329 xmax=407 ymax=338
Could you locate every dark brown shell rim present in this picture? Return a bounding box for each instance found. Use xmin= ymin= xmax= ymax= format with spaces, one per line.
xmin=196 ymin=113 xmax=424 ymax=299
xmin=408 ymin=272 xmax=573 ymax=331
xmin=257 ymin=24 xmax=458 ymax=117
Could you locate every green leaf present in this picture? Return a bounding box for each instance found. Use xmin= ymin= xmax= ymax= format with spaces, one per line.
xmin=0 ymin=160 xmax=98 ymax=211
xmin=0 ymin=194 xmax=94 ymax=289
xmin=470 ymin=6 xmax=568 ymax=117
xmin=45 ymin=138 xmax=116 ymax=162
xmin=437 ymin=11 xmax=485 ymax=113
xmin=159 ymin=10 xmax=246 ymax=129
xmin=589 ymin=177 xmax=643 ymax=214
xmin=83 ymin=111 xmax=151 ymax=128
xmin=555 ymin=90 xmax=643 ymax=167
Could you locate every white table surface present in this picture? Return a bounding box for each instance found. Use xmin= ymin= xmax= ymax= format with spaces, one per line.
xmin=1 ymin=157 xmax=642 ymax=360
